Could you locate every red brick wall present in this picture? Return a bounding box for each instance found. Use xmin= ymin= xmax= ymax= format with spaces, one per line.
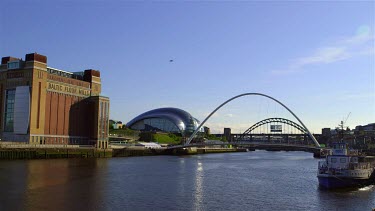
xmin=0 ymin=84 xmax=3 ymax=130
xmin=50 ymin=92 xmax=58 ymax=134
xmin=44 ymin=92 xmax=51 ymax=134
xmin=25 ymin=53 xmax=47 ymax=63
xmin=64 ymin=96 xmax=71 ymax=135
xmin=48 ymin=74 xmax=90 ymax=88
xmin=57 ymin=94 xmax=65 ymax=135
xmin=43 ymin=91 xmax=96 ymax=144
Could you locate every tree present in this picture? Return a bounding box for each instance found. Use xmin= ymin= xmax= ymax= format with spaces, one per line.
xmin=221 ymin=136 xmax=227 ymax=142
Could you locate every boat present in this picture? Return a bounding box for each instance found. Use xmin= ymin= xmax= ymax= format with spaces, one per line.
xmin=317 ymin=142 xmax=375 ymax=189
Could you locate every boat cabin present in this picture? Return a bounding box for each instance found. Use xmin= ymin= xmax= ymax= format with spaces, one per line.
xmin=332 ymin=142 xmax=348 ymax=156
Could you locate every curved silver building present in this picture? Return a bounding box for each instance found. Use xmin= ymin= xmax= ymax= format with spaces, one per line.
xmin=126 ymin=108 xmax=202 ymax=136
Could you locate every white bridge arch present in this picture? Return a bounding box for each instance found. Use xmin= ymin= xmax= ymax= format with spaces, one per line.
xmin=185 ymin=93 xmax=320 ymax=147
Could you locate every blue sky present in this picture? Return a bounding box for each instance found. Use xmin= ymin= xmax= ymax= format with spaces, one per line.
xmin=1 ymin=1 xmax=374 ymax=133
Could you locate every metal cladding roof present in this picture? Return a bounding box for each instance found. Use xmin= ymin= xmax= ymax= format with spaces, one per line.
xmin=126 ymin=107 xmax=200 ymax=133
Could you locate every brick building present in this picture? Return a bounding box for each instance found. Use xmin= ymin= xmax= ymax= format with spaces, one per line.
xmin=0 ymin=53 xmax=109 ymax=148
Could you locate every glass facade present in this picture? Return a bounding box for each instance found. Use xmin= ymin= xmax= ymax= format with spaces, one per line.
xmin=185 ymin=118 xmax=201 ymax=134
xmin=4 ymin=89 xmax=16 ymax=132
xmin=7 ymin=61 xmax=20 ymax=69
xmin=47 ymin=67 xmax=84 ymax=80
xmin=131 ymin=118 xmax=181 ymax=133
xmin=127 ymin=108 xmax=204 ymax=136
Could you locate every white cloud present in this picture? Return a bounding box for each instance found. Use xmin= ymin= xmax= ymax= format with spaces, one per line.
xmin=341 ymin=28 xmax=373 ymax=45
xmin=291 ymin=47 xmax=350 ymax=68
xmin=225 ymin=113 xmax=234 ymax=118
xmin=271 ymin=27 xmax=374 ymax=75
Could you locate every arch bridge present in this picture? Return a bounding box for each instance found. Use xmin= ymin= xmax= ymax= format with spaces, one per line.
xmin=184 ymin=92 xmax=321 ymax=148
xmin=243 ymin=117 xmax=307 ymax=135
xmin=232 ymin=117 xmax=318 ymax=145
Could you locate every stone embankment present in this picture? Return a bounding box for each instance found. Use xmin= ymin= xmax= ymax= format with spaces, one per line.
xmin=0 ymin=144 xmax=112 ymax=159
xmin=111 ymin=146 xmax=247 ymax=157
xmin=1 ymin=142 xmax=330 ymax=160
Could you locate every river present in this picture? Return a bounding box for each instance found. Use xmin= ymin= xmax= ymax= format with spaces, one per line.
xmin=0 ymin=151 xmax=374 ymax=210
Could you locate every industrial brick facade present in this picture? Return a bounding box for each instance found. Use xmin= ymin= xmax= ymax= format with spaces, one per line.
xmin=0 ymin=53 xmax=109 ymax=148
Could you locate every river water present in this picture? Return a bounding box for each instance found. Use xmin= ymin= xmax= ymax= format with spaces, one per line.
xmin=0 ymin=151 xmax=374 ymax=211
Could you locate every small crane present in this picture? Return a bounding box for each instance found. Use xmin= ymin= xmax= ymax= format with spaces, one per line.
xmin=344 ymin=112 xmax=351 ymax=127
xmin=338 ymin=112 xmax=351 ymax=141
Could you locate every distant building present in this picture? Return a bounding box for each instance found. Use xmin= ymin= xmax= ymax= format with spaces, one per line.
xmin=320 ymin=123 xmax=375 ymax=148
xmin=330 ymin=129 xmax=338 ymax=135
xmin=203 ymin=126 xmax=210 ymax=135
xmin=126 ymin=108 xmax=203 ymax=136
xmin=0 ymin=53 xmax=109 ymax=148
xmin=110 ymin=120 xmax=123 ymax=129
xmin=322 ymin=128 xmax=331 ymax=137
xmin=224 ymin=128 xmax=231 ymax=142
xmin=355 ymin=123 xmax=375 ymax=135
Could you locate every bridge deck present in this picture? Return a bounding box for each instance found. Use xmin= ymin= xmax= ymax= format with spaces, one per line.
xmin=168 ymin=142 xmax=321 ymax=151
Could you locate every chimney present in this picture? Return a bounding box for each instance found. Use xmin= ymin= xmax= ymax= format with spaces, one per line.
xmin=25 ymin=53 xmax=47 ymax=63
xmin=83 ymin=69 xmax=101 ymax=82
xmin=1 ymin=56 xmax=20 ymax=65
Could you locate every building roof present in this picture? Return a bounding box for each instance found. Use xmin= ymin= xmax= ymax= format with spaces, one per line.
xmin=136 ymin=142 xmax=162 ymax=148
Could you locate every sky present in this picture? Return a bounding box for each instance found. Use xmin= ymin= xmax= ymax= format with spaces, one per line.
xmin=1 ymin=0 xmax=374 ymax=134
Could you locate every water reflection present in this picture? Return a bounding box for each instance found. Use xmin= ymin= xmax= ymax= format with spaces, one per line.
xmin=0 ymin=161 xmax=28 ymax=210
xmin=0 ymin=152 xmax=374 ymax=210
xmin=358 ymin=185 xmax=374 ymax=192
xmin=177 ymin=158 xmax=187 ymax=198
xmin=193 ymin=159 xmax=204 ymax=210
xmin=0 ymin=159 xmax=107 ymax=210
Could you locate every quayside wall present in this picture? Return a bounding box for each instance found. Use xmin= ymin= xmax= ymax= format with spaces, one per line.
xmin=0 ymin=148 xmax=112 ymax=159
